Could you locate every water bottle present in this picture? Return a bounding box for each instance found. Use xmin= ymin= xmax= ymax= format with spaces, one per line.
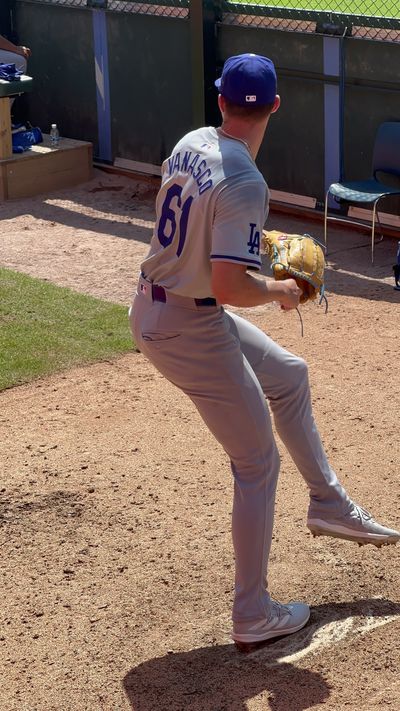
xmin=50 ymin=123 xmax=60 ymax=146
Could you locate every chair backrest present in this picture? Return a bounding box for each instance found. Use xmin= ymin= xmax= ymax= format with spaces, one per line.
xmin=372 ymin=122 xmax=400 ymax=179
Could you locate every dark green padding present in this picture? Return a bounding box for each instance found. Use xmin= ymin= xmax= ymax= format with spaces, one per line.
xmin=0 ymin=75 xmax=33 ymax=98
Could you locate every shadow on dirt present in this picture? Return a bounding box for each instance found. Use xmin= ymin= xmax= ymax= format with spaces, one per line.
xmin=1 ymin=170 xmax=399 ymax=301
xmin=0 ymin=490 xmax=84 ymax=527
xmin=123 ymin=598 xmax=400 ymax=711
xmin=0 ymin=171 xmax=158 ymax=244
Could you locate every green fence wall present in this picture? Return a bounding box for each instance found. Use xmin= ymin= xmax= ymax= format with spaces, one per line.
xmin=106 ymin=12 xmax=192 ymax=166
xmin=344 ymin=39 xmax=400 ymax=178
xmin=15 ymin=2 xmax=98 ymax=150
xmin=11 ymin=0 xmax=400 ymax=212
xmin=0 ymin=0 xmax=14 ymax=40
xmin=343 ymin=38 xmax=400 ymax=212
xmin=217 ymin=25 xmax=326 ymax=200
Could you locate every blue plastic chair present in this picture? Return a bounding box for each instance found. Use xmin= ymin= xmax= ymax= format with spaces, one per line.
xmin=324 ymin=122 xmax=400 ymax=264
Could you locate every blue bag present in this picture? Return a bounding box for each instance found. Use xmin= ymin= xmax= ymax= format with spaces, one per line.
xmin=12 ymin=127 xmax=43 ymax=153
xmin=0 ymin=63 xmax=23 ymax=81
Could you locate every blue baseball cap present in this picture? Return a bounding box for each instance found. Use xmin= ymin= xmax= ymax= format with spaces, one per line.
xmin=215 ymin=53 xmax=277 ymax=107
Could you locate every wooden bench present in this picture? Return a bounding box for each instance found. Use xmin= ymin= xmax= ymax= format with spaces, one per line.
xmin=0 ymin=74 xmax=93 ymax=200
xmin=0 ymin=74 xmax=34 ymax=159
xmin=0 ymin=135 xmax=93 ymax=200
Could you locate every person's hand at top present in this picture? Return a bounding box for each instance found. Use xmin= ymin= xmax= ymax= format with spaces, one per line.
xmin=18 ymin=45 xmax=31 ymax=59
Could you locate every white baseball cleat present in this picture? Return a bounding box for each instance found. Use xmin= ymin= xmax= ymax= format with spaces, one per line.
xmin=307 ymin=503 xmax=400 ymax=547
xmin=232 ymin=600 xmax=310 ymax=653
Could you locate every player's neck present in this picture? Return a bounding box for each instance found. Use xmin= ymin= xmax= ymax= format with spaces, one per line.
xmin=219 ymin=119 xmax=268 ymax=160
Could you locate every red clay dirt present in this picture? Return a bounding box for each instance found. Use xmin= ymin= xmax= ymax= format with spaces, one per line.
xmin=1 ymin=170 xmax=399 ymax=711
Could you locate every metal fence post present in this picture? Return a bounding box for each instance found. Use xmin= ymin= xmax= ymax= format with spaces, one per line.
xmin=189 ymin=0 xmax=205 ymax=129
xmin=190 ymin=0 xmax=221 ymax=129
xmin=92 ymin=7 xmax=112 ymax=162
xmin=202 ymin=0 xmax=221 ymax=126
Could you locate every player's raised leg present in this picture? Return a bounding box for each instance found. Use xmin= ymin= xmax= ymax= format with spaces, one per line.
xmin=226 ymin=310 xmax=400 ymax=548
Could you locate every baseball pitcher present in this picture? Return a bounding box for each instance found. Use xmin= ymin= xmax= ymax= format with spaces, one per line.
xmin=129 ymin=54 xmax=400 ymax=653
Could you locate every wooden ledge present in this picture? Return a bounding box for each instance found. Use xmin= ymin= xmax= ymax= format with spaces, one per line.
xmin=0 ymin=134 xmax=93 ymax=200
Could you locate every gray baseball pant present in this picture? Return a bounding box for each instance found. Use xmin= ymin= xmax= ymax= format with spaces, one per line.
xmin=130 ymin=276 xmax=350 ymax=627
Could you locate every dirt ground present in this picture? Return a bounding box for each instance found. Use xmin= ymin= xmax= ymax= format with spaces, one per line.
xmin=1 ymin=169 xmax=400 ymax=711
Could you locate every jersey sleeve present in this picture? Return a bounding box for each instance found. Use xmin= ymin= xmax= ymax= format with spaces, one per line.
xmin=210 ymin=180 xmax=267 ymax=270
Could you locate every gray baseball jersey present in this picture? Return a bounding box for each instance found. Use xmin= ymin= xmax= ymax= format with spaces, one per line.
xmin=140 ymin=126 xmax=269 ymax=298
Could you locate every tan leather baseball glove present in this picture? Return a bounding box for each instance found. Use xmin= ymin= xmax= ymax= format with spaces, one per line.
xmin=262 ymin=230 xmax=326 ymax=305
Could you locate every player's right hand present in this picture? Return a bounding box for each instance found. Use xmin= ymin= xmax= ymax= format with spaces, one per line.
xmin=276 ymin=278 xmax=303 ymax=310
xmin=19 ymin=46 xmax=31 ymax=58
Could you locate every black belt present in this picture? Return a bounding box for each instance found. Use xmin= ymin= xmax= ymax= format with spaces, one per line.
xmin=152 ymin=283 xmax=216 ymax=307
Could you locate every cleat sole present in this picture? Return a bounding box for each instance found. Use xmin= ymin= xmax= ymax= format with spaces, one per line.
xmin=234 ymin=635 xmax=288 ymax=654
xmin=308 ymin=526 xmax=398 ymax=547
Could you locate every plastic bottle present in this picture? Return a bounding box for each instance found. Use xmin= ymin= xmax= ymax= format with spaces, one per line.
xmin=50 ymin=123 xmax=60 ymax=146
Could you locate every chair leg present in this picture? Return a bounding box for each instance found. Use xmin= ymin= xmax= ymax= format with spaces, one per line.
xmin=371 ymin=200 xmax=378 ymax=265
xmin=324 ymin=190 xmax=330 ymax=255
xmin=375 ymin=209 xmax=384 ymax=244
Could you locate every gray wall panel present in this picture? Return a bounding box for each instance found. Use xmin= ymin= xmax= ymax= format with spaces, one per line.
xmin=342 ymin=38 xmax=400 ymax=212
xmin=343 ymin=37 xmax=400 ymax=183
xmin=346 ymin=38 xmax=400 ymax=84
xmin=343 ymin=85 xmax=400 ymax=213
xmin=218 ymin=25 xmax=324 ymax=75
xmin=107 ymin=13 xmax=192 ymax=166
xmin=1 ymin=0 xmax=14 ymax=39
xmin=260 ymin=75 xmax=324 ymax=200
xmin=216 ymin=25 xmax=325 ymax=199
xmin=15 ymin=3 xmax=98 ymax=148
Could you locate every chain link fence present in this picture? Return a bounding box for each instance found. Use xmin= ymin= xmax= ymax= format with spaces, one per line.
xmin=107 ymin=0 xmax=187 ymax=16
xmin=19 ymin=0 xmax=87 ymax=6
xmin=220 ymin=1 xmax=400 ymax=42
xmin=20 ymin=0 xmax=188 ymax=18
xmin=18 ymin=0 xmax=400 ymax=39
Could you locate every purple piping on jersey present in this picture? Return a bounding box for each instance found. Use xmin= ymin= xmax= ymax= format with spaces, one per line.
xmin=210 ymin=255 xmax=261 ymax=267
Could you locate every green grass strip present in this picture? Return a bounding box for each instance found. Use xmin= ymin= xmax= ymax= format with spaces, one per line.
xmin=232 ymin=0 xmax=399 ymax=18
xmin=0 ymin=267 xmax=134 ymax=391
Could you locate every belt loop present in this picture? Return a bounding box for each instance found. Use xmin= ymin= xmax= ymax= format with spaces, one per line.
xmin=138 ymin=273 xmax=153 ymax=301
xmin=152 ymin=284 xmax=166 ymax=303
